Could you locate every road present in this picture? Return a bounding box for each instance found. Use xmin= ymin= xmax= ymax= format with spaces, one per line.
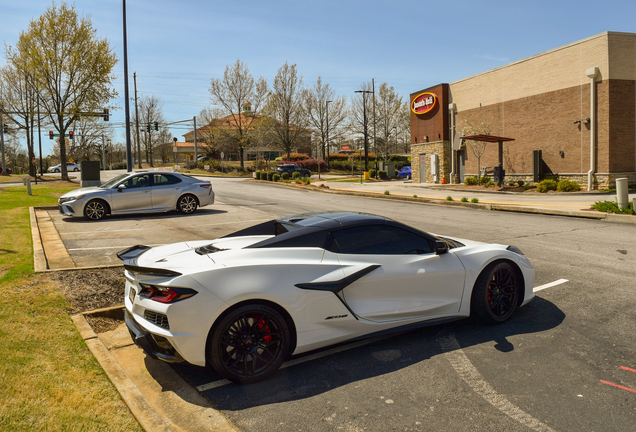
xmin=50 ymin=176 xmax=636 ymax=431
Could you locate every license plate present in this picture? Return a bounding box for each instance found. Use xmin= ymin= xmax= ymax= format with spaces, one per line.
xmin=129 ymin=287 xmax=136 ymax=304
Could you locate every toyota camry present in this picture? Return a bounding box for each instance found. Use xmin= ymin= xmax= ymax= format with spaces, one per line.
xmin=120 ymin=211 xmax=534 ymax=384
xmin=58 ymin=171 xmax=214 ymax=220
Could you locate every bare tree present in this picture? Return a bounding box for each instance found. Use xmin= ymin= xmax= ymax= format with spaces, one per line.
xmin=209 ymin=60 xmax=268 ymax=169
xmin=266 ymin=62 xmax=310 ymax=160
xmin=459 ymin=119 xmax=491 ymax=177
xmin=11 ymin=2 xmax=118 ymax=181
xmin=301 ymin=77 xmax=347 ymax=163
xmin=132 ymin=95 xmax=166 ymax=167
xmin=69 ymin=118 xmax=114 ymax=163
xmin=374 ymin=82 xmax=404 ymax=160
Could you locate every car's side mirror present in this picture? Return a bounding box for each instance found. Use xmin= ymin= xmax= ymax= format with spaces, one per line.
xmin=117 ymin=184 xmax=126 ymax=192
xmin=434 ymin=241 xmax=448 ymax=255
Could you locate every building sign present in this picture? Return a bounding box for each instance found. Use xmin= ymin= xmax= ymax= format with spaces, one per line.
xmin=411 ymin=92 xmax=438 ymax=115
xmin=341 ymin=145 xmax=350 ymax=151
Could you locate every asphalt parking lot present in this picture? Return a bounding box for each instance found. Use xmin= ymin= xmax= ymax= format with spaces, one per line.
xmin=44 ymin=177 xmax=636 ymax=431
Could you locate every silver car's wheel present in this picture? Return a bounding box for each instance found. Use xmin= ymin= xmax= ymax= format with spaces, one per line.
xmin=55 ymin=168 xmax=60 ymax=173
xmin=73 ymin=168 xmax=79 ymax=172
xmin=83 ymin=200 xmax=107 ymax=221
xmin=177 ymin=195 xmax=197 ymax=214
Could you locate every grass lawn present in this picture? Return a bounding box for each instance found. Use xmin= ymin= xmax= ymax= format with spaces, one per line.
xmin=0 ymin=182 xmax=142 ymax=431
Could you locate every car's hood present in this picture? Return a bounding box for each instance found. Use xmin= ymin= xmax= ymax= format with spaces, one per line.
xmin=60 ymin=187 xmax=104 ymax=198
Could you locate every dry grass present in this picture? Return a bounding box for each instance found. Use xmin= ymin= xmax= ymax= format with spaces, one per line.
xmin=0 ymin=183 xmax=142 ymax=431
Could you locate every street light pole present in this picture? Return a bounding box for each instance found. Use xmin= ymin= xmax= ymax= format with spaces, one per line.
xmin=122 ymin=0 xmax=133 ymax=172
xmin=355 ymin=90 xmax=372 ymax=171
xmin=326 ymin=100 xmax=332 ymax=170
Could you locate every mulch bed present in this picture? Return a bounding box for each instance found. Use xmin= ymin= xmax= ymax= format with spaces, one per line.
xmin=49 ymin=267 xmax=126 ymax=333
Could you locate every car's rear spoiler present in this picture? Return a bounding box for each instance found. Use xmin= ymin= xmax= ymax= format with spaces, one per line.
xmin=116 ymin=245 xmax=182 ymax=277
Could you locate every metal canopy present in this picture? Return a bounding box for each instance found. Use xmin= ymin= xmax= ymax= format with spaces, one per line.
xmin=459 ymin=134 xmax=516 ymax=186
xmin=459 ymin=134 xmax=515 ymax=143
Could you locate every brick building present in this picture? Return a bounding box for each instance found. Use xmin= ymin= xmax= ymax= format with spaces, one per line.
xmin=410 ymin=32 xmax=636 ymax=189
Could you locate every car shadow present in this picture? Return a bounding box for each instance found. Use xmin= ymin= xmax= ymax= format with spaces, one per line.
xmin=161 ymin=296 xmax=564 ymax=411
xmin=59 ymin=208 xmax=227 ymax=223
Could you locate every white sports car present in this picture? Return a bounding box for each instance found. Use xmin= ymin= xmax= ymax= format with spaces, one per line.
xmin=120 ymin=212 xmax=535 ymax=384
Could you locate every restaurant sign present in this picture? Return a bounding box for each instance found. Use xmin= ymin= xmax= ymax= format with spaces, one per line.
xmin=411 ymin=92 xmax=438 ymax=115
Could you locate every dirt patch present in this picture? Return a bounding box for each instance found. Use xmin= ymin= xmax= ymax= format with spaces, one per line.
xmin=48 ymin=267 xmax=125 ymax=314
xmin=85 ymin=315 xmax=123 ymax=333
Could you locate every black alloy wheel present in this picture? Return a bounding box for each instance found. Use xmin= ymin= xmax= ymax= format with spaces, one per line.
xmin=209 ymin=304 xmax=290 ymax=384
xmin=83 ymin=199 xmax=107 ymax=221
xmin=472 ymin=261 xmax=520 ymax=324
xmin=177 ymin=195 xmax=197 ymax=214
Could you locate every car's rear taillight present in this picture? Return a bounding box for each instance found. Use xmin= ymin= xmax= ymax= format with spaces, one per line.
xmin=200 ymin=183 xmax=212 ymax=189
xmin=139 ymin=284 xmax=198 ymax=303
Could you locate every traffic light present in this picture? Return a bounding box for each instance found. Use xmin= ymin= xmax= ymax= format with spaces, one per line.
xmin=146 ymin=124 xmax=150 ymax=133
xmin=49 ymin=131 xmax=54 ymax=140
xmin=69 ymin=131 xmax=74 ymax=140
xmin=103 ymin=108 xmax=109 ymax=122
xmin=3 ymin=124 xmax=8 ymax=134
xmin=153 ymin=121 xmax=158 ymax=131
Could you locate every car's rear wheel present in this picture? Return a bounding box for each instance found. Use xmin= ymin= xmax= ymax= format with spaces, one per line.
xmin=209 ymin=304 xmax=290 ymax=384
xmin=73 ymin=168 xmax=79 ymax=172
xmin=471 ymin=261 xmax=520 ymax=324
xmin=303 ymin=173 xmax=310 ymax=179
xmin=177 ymin=194 xmax=197 ymax=214
xmin=83 ymin=199 xmax=108 ymax=221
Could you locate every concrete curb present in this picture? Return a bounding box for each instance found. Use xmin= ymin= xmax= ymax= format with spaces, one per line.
xmin=248 ymin=180 xmax=619 ymax=220
xmin=72 ymin=306 xmax=240 ymax=432
xmin=32 ymin=207 xmax=75 ymax=270
xmin=29 ymin=207 xmax=47 ymax=272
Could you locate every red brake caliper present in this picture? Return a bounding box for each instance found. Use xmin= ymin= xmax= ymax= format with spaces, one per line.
xmin=254 ymin=315 xmax=272 ymax=342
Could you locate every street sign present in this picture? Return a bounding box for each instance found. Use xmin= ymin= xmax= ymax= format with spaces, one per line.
xmin=32 ymin=157 xmax=36 ymax=166
xmin=52 ymin=133 xmax=70 ymax=137
xmin=69 ymin=158 xmax=74 ymax=163
xmin=221 ymin=152 xmax=224 ymax=160
xmin=204 ymin=165 xmax=210 ymax=170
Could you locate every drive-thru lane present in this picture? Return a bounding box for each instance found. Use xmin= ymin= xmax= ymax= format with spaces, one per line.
xmin=50 ymin=177 xmax=636 ymax=431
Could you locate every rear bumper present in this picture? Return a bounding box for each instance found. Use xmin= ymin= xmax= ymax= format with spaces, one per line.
xmin=125 ymin=309 xmax=184 ymax=363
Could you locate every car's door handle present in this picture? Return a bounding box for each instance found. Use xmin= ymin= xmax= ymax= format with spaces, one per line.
xmin=143 ymin=190 xmax=150 ymax=193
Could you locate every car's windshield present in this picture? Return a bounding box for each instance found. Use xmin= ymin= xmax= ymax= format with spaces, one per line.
xmin=100 ymin=174 xmax=130 ymax=188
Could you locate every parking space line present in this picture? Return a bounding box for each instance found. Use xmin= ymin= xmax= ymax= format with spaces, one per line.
xmin=600 ymin=380 xmax=636 ymax=394
xmin=533 ymin=279 xmax=568 ymax=292
xmin=196 ymin=334 xmax=390 ymax=392
xmin=619 ymin=366 xmax=636 ymax=374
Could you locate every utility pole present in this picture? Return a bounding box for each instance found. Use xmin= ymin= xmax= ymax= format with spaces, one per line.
xmin=37 ymin=91 xmax=43 ymax=176
xmin=134 ymin=72 xmax=142 ymax=168
xmin=326 ymin=100 xmax=332 ymax=170
xmin=355 ymin=89 xmax=373 ymax=171
xmin=372 ymin=78 xmax=376 ymax=156
xmin=0 ymin=115 xmax=6 ymax=175
xmin=122 ymin=0 xmax=133 ymax=172
xmin=102 ymin=135 xmax=106 ymax=170
xmin=193 ymin=116 xmax=197 ymax=162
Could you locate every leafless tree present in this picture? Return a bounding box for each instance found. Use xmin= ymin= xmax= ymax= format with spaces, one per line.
xmin=301 ymin=77 xmax=347 ymax=162
xmin=132 ymin=95 xmax=167 ymax=166
xmin=373 ymin=82 xmax=404 ymax=160
xmin=209 ymin=60 xmax=268 ymax=168
xmin=265 ymin=62 xmax=310 ymax=160
xmin=459 ymin=119 xmax=491 ymax=177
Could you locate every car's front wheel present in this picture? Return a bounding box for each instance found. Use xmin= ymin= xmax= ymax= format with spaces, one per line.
xmin=209 ymin=304 xmax=290 ymax=384
xmin=73 ymin=168 xmax=79 ymax=172
xmin=177 ymin=194 xmax=197 ymax=214
xmin=83 ymin=199 xmax=108 ymax=221
xmin=471 ymin=261 xmax=521 ymax=324
xmin=54 ymin=168 xmax=60 ymax=173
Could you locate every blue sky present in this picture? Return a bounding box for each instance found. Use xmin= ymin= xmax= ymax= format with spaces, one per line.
xmin=1 ymin=0 xmax=635 ymax=156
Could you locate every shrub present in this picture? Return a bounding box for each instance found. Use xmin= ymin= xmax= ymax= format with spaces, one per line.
xmin=266 ymin=171 xmax=275 ymax=181
xmin=369 ymin=168 xmax=377 ymax=178
xmin=464 ymin=176 xmax=479 ymax=186
xmin=591 ymin=200 xmax=634 ymax=214
xmin=524 ymin=184 xmax=531 ymax=190
xmin=254 ymin=171 xmax=261 ymax=180
xmin=471 ymin=198 xmax=479 ymax=203
xmin=281 ymin=153 xmax=309 ymax=161
xmin=279 ymin=159 xmax=326 ymax=172
xmin=507 ymin=180 xmax=517 ymax=187
xmin=292 ymin=172 xmax=300 ymax=180
xmin=281 ymin=172 xmax=290 ymax=180
xmin=111 ymin=162 xmax=127 ymax=170
xmin=384 ymin=190 xmax=390 ymax=195
xmin=487 ymin=180 xmax=494 ymax=187
xmin=378 ymin=170 xmax=388 ymax=179
xmin=446 ymin=196 xmax=453 ymax=201
xmin=272 ymin=173 xmax=280 ymax=182
xmin=557 ymin=179 xmax=581 ymax=192
xmin=517 ymin=180 xmax=525 ymax=187
xmin=461 ymin=197 xmax=468 ymax=202
xmin=479 ymin=175 xmax=490 ymax=185
xmin=536 ymin=179 xmax=558 ymax=193
xmin=387 ymin=155 xmax=410 ymax=163
xmin=413 ymin=194 xmax=417 ymax=198
xmin=302 ymin=176 xmax=311 ymax=184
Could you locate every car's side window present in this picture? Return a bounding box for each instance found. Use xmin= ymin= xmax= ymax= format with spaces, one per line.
xmin=121 ymin=174 xmax=151 ymax=189
xmin=330 ymin=225 xmax=432 ymax=255
xmin=164 ymin=175 xmax=182 ymax=185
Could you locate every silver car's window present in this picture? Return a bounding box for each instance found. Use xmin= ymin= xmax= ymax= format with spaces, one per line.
xmin=120 ymin=174 xmax=151 ymax=189
xmin=153 ymin=174 xmax=182 ymax=186
xmin=101 ymin=174 xmax=129 ymax=188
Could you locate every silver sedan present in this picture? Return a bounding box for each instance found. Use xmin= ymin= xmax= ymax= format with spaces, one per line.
xmin=58 ymin=171 xmax=214 ymax=220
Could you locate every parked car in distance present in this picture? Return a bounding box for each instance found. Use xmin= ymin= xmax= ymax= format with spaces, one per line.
xmin=197 ymin=156 xmax=212 ymax=162
xmin=120 ymin=211 xmax=535 ymax=384
xmin=275 ymin=164 xmax=311 ymax=178
xmin=397 ymin=166 xmax=412 ymax=179
xmin=48 ymin=162 xmax=81 ymax=173
xmin=57 ymin=171 xmax=214 ymax=220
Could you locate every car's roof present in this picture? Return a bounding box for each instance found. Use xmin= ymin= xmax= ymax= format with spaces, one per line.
xmin=276 ymin=211 xmax=387 ymax=229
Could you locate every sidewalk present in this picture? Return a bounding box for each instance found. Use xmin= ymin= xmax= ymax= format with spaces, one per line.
xmin=309 ymin=177 xmax=636 ymax=222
